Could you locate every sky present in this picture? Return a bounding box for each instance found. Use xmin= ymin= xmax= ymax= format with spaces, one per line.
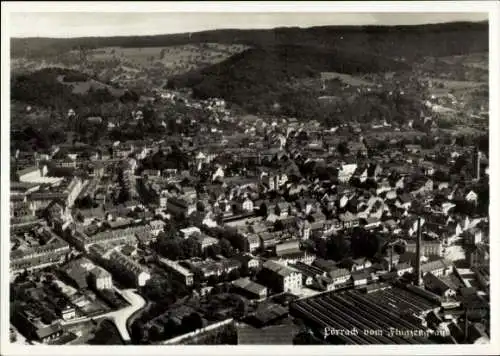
xmin=9 ymin=12 xmax=489 ymax=38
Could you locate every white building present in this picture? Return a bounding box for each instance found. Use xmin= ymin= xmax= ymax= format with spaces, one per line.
xmin=212 ymin=166 xmax=225 ymax=182
xmin=107 ymin=250 xmax=151 ymax=287
xmin=90 ymin=267 xmax=113 ymax=290
xmin=158 ymin=258 xmax=194 ymax=286
xmin=149 ymin=219 xmax=166 ymax=236
xmin=180 ymin=226 xmax=202 ymax=239
xmin=64 ymin=177 xmax=84 ymax=207
xmin=242 ymin=198 xmax=254 ymax=212
xmin=61 ymin=306 xmax=76 ymax=321
xmin=259 ymin=260 xmax=302 ymax=293
xmin=338 ymin=164 xmax=357 ymax=183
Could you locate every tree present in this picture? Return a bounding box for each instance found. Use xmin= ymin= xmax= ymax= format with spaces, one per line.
xmin=205 ymin=244 xmax=221 ymax=259
xmin=157 ymin=238 xmax=184 ymax=260
xmin=294 ymin=331 xmax=324 ymax=345
xmin=337 ymin=142 xmax=350 ymax=156
xmin=148 ymin=324 xmax=164 ymax=342
xmin=181 ymin=312 xmax=204 ymax=333
xmin=233 ymin=298 xmax=248 ymax=319
xmin=350 ymin=229 xmax=381 ymax=259
xmin=219 ymin=238 xmax=235 ymax=257
xmin=162 ymin=318 xmax=178 ymax=339
xmin=162 ymin=222 xmax=178 ymax=240
xmin=141 ymin=277 xmax=173 ymax=302
xmin=207 ymin=275 xmax=219 ymax=286
xmin=227 ymin=269 xmax=241 ymax=281
xmin=326 ymin=234 xmax=350 ymax=261
xmin=314 ymin=238 xmax=328 ymax=259
xmin=183 ymin=237 xmax=202 ymax=258
xmin=75 ymin=212 xmax=84 ymax=223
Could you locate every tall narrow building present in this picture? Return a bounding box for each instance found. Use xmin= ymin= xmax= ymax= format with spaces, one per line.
xmin=473 ymin=147 xmax=481 ymax=181
xmin=415 ymin=217 xmax=423 ymax=286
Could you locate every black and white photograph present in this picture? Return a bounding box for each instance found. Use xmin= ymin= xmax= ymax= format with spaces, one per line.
xmin=1 ymin=2 xmax=499 ymax=355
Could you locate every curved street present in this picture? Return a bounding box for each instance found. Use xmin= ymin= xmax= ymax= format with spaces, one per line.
xmin=62 ymin=288 xmax=146 ymax=343
xmin=103 ymin=288 xmax=146 ymax=342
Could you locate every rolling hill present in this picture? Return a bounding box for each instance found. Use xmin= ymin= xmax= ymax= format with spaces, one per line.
xmin=11 ymin=21 xmax=488 ymax=60
xmin=10 ymin=21 xmax=488 ymax=121
xmin=165 ymin=44 xmax=411 ymax=111
xmin=11 ymin=67 xmax=134 ymax=110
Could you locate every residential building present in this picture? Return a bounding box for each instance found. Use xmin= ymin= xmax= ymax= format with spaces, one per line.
xmin=12 ymin=308 xmax=64 ymax=343
xmin=328 ymin=267 xmax=352 ymax=286
xmin=394 ymin=262 xmax=414 ymax=277
xmin=53 ymin=157 xmax=77 ymax=169
xmin=194 ymin=233 xmax=219 ymax=251
xmin=232 ymin=253 xmax=260 ymax=270
xmin=89 ymin=267 xmax=113 ymax=290
xmin=259 ymin=232 xmax=277 ymax=250
xmin=180 ymin=226 xmax=202 ymax=239
xmin=275 ymin=239 xmax=301 ymax=258
xmin=167 ymin=195 xmax=197 ymax=218
xmin=420 ymin=259 xmax=453 ymax=277
xmin=464 ymin=228 xmax=483 ymax=246
xmin=60 ymin=306 xmax=76 ymax=321
xmin=106 ymin=250 xmax=151 ymax=287
xmin=258 ymin=260 xmax=302 ymax=293
xmin=232 ymin=277 xmax=268 ymax=300
xmin=158 ymin=258 xmax=194 ymax=286
xmin=339 ymin=211 xmax=359 ymax=229
xmin=10 ymin=239 xmax=70 ymax=273
xmin=246 ymin=234 xmax=262 ymax=252
xmin=338 ymin=164 xmax=357 ymax=183
xmin=17 ymin=165 xmax=48 ymax=183
xmin=423 ymin=273 xmax=456 ymax=298
xmin=405 ymin=240 xmax=444 ymax=257
xmin=352 ymin=271 xmax=370 ymax=286
xmin=149 ymin=219 xmax=166 ymax=236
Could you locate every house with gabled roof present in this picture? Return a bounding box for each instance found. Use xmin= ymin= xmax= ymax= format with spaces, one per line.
xmin=421 ymin=258 xmax=453 ymax=277
xmin=423 ymin=273 xmax=457 ymax=298
xmin=258 ymin=260 xmax=302 ymax=293
xmin=338 ymin=211 xmax=359 ymax=229
xmin=367 ymin=163 xmax=383 ymax=180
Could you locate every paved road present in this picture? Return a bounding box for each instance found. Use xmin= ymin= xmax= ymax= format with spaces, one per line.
xmin=103 ymin=289 xmax=146 ymax=342
xmin=61 ymin=288 xmax=146 ymax=342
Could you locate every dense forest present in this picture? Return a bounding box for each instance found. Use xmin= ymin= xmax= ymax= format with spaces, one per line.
xmin=9 ymin=21 xmax=488 ymax=135
xmin=165 ymin=44 xmax=430 ymax=122
xmin=165 ymin=44 xmax=409 ymax=109
xmin=11 ymin=21 xmax=488 ymax=60
xmin=11 ymin=67 xmax=138 ymax=110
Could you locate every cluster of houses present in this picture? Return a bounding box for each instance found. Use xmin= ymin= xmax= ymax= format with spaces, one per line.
xmin=9 ymin=88 xmax=490 ymax=345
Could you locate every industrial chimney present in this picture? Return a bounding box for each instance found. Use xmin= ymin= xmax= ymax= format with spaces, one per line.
xmin=473 ymin=147 xmax=481 ymax=181
xmin=415 ymin=217 xmax=423 ymax=286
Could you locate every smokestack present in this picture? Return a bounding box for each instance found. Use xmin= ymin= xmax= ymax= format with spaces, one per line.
xmin=464 ymin=309 xmax=468 ymax=342
xmin=415 ymin=217 xmax=423 ymax=286
xmin=389 ymin=244 xmax=394 ymax=272
xmin=474 ymin=147 xmax=481 ymax=181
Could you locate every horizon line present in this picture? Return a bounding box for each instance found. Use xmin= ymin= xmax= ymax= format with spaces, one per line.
xmin=10 ymin=19 xmax=488 ymax=40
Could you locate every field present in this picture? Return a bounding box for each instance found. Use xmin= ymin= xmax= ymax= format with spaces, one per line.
xmin=11 ymin=43 xmax=250 ymax=88
xmin=427 ymin=77 xmax=487 ymax=98
xmin=320 ymin=72 xmax=375 ymax=87
xmin=83 ymin=43 xmax=249 ymax=75
xmin=427 ymin=78 xmax=486 ymax=90
xmin=56 ymin=75 xmax=125 ymax=96
xmin=439 ymin=52 xmax=488 ymax=71
xmin=441 ymin=126 xmax=485 ymax=136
